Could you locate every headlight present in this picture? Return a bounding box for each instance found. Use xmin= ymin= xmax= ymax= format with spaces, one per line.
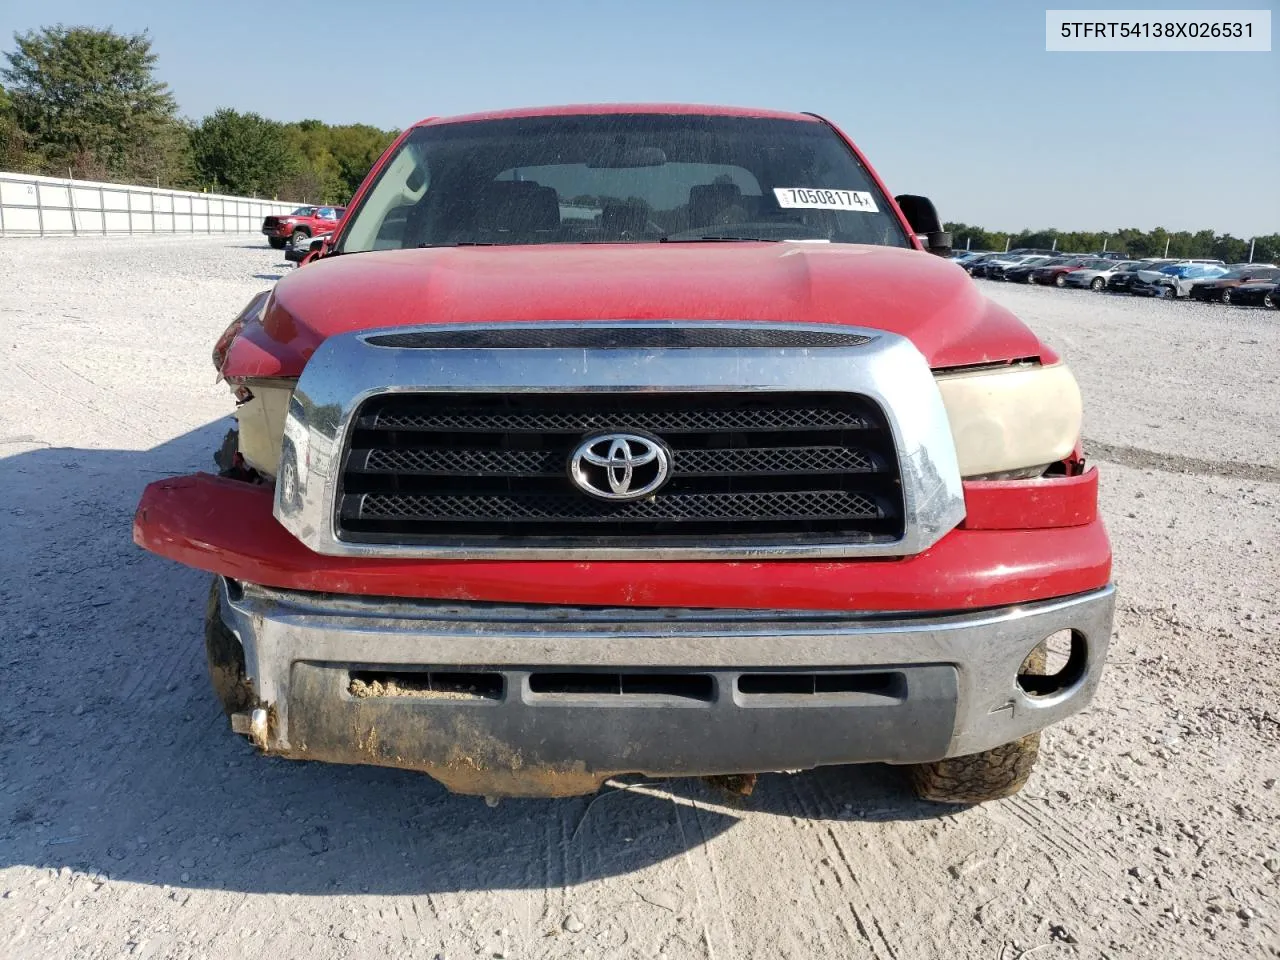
xmin=231 ymin=379 xmax=296 ymax=477
xmin=935 ymin=362 xmax=1082 ymax=479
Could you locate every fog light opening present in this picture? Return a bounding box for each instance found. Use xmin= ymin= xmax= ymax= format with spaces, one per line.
xmin=1017 ymin=629 xmax=1087 ymax=698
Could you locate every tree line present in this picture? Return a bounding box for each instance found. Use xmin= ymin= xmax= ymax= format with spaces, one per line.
xmin=1 ymin=25 xmax=1274 ymax=250
xmin=946 ymin=223 xmax=1280 ymax=265
xmin=0 ymin=26 xmax=396 ymax=204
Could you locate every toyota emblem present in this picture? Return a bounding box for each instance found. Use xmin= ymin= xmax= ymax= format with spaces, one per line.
xmin=569 ymin=433 xmax=671 ymax=502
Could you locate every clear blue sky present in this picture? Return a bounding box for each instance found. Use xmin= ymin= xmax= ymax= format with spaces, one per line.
xmin=3 ymin=0 xmax=1276 ymax=235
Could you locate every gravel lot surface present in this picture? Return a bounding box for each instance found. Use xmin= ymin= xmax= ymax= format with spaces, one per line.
xmin=1 ymin=237 xmax=1277 ymax=960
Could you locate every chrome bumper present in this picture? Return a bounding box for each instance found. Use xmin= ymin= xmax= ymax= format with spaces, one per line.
xmin=216 ymin=578 xmax=1115 ymax=796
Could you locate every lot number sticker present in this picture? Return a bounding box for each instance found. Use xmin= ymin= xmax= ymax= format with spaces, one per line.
xmin=774 ymin=188 xmax=878 ymax=213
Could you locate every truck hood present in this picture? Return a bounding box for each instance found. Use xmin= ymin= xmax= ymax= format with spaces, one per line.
xmin=222 ymin=242 xmax=1050 ymax=379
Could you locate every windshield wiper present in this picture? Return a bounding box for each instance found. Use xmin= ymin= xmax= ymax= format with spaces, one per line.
xmin=660 ymin=235 xmax=784 ymax=243
xmin=418 ymin=241 xmax=497 ymax=248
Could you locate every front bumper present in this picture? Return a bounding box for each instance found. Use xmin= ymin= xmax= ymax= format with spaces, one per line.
xmin=215 ymin=576 xmax=1115 ymax=796
xmin=135 ymin=471 xmax=1109 ymax=610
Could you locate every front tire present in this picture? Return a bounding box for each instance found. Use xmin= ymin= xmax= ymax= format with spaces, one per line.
xmin=204 ymin=577 xmax=253 ymax=717
xmin=1221 ymin=288 xmax=1233 ymax=305
xmin=290 ymin=229 xmax=310 ymax=250
xmin=908 ymin=734 xmax=1041 ymax=804
xmin=1091 ymin=277 xmax=1106 ymax=291
xmin=268 ymin=237 xmax=286 ymax=250
xmin=1265 ymin=291 xmax=1277 ymax=309
xmin=1054 ymin=273 xmax=1067 ymax=287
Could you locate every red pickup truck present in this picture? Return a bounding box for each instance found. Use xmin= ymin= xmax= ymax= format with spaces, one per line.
xmin=136 ymin=104 xmax=1113 ymax=805
xmin=260 ymin=205 xmax=344 ymax=250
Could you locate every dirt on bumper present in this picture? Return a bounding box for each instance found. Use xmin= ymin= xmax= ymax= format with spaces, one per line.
xmin=207 ymin=577 xmax=1115 ymax=798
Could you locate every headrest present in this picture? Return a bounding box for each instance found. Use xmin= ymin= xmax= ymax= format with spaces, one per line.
xmin=477 ymin=181 xmax=559 ymax=234
xmin=601 ymin=199 xmax=649 ymax=235
xmin=689 ymin=183 xmax=743 ymax=226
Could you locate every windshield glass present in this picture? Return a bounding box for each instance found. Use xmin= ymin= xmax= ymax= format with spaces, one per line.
xmin=338 ymin=114 xmax=910 ymax=251
xmin=290 ymin=206 xmax=316 ymax=216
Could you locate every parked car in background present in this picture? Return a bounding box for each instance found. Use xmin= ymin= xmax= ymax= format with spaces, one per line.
xmin=1063 ymin=260 xmax=1143 ymax=291
xmin=261 ymin=205 xmax=346 ymax=250
xmin=1000 ymin=256 xmax=1060 ymax=283
xmin=1107 ymin=259 xmax=1176 ymax=294
xmin=1224 ymin=278 xmax=1280 ymax=307
xmin=1130 ymin=262 xmax=1229 ymax=298
xmin=951 ymin=250 xmax=995 ymax=265
xmin=1034 ymin=257 xmax=1116 ymax=288
xmin=1188 ymin=265 xmax=1280 ymax=303
xmin=979 ymin=254 xmax=1050 ymax=280
xmin=962 ymin=253 xmax=1006 ymax=276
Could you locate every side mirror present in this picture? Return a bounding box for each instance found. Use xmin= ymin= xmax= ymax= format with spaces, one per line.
xmin=894 ymin=194 xmax=952 ymax=257
xmin=298 ymin=236 xmax=327 ymax=267
xmin=285 ymin=236 xmax=329 ymax=266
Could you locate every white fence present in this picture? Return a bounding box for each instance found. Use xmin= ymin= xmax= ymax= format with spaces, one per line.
xmin=0 ymin=171 xmax=300 ymax=237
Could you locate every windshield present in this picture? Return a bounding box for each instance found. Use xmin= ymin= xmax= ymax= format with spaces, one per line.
xmin=290 ymin=206 xmax=316 ymax=216
xmin=338 ymin=114 xmax=911 ymax=251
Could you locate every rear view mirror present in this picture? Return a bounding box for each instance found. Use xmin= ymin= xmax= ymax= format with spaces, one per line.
xmin=895 ymin=194 xmax=952 ymax=257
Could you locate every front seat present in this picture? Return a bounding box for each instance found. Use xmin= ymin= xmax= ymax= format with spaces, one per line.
xmin=688 ymin=183 xmax=745 ymax=229
xmin=600 ymin=199 xmax=652 ymax=238
xmin=477 ymin=181 xmax=560 ymax=238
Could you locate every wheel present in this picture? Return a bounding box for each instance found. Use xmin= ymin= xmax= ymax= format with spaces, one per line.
xmin=290 ymin=229 xmax=310 ymax=250
xmin=268 ymin=236 xmax=286 ymax=250
xmin=1265 ymin=291 xmax=1277 ymax=309
xmin=908 ymin=641 xmax=1049 ymax=804
xmin=1091 ymin=277 xmax=1106 ymax=291
xmin=1054 ymin=273 xmax=1067 ymax=287
xmin=1164 ymin=286 xmax=1178 ymax=299
xmin=908 ymin=734 xmax=1041 ymax=804
xmin=1221 ymin=288 xmax=1232 ymax=305
xmin=204 ymin=576 xmax=253 ymax=717
xmin=1026 ymin=274 xmax=1036 ymax=285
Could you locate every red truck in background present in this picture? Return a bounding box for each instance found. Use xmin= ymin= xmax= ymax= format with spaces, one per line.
xmin=261 ymin=205 xmax=345 ymax=250
xmin=136 ymin=104 xmax=1114 ymax=806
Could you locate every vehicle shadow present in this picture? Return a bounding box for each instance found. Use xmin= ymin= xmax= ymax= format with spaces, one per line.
xmin=0 ymin=422 xmax=950 ymax=897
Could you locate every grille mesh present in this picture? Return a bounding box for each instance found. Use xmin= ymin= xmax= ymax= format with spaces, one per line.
xmin=361 ymin=445 xmax=877 ymax=477
xmin=354 ymin=490 xmax=880 ymax=523
xmin=338 ymin=392 xmax=903 ymax=546
xmin=365 ymin=405 xmax=872 ymax=434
